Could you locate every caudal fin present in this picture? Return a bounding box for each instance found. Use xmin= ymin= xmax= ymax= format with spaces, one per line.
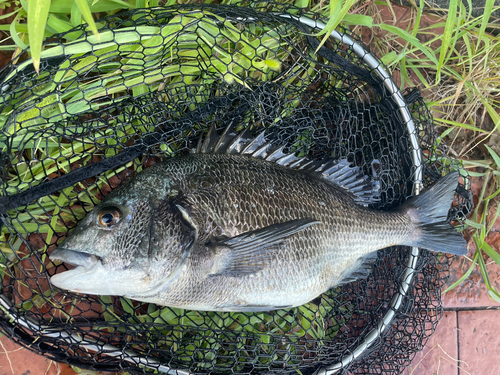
xmin=405 ymin=172 xmax=468 ymax=256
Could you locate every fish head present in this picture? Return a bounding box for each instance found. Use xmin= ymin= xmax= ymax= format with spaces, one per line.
xmin=50 ymin=170 xmax=191 ymax=297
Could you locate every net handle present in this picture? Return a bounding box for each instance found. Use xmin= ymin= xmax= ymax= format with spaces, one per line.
xmin=276 ymin=14 xmax=423 ymax=375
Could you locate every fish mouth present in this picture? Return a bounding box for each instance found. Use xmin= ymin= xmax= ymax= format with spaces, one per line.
xmin=49 ymin=249 xmax=151 ymax=296
xmin=49 ymin=248 xmax=102 ymax=293
xmin=50 ymin=248 xmax=100 ymax=268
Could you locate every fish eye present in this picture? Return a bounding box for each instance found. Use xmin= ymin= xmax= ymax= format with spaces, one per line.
xmin=97 ymin=206 xmax=122 ymax=228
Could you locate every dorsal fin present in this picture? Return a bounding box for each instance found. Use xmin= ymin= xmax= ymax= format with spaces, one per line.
xmin=192 ymin=125 xmax=380 ymax=205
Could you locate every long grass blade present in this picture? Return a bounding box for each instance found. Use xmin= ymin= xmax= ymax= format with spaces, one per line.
xmin=27 ymin=0 xmax=51 ymax=73
xmin=433 ymin=118 xmax=489 ymax=133
xmin=10 ymin=14 xmax=28 ymax=50
xmin=74 ymin=0 xmax=100 ymax=40
xmin=436 ymin=0 xmax=463 ymax=83
xmin=444 ymin=250 xmax=478 ymax=293
xmin=484 ymin=144 xmax=500 ymax=170
xmin=481 ymin=242 xmax=500 ymax=266
xmin=478 ymin=0 xmax=495 ymax=44
xmin=315 ymin=0 xmax=357 ymax=51
xmin=378 ymin=24 xmax=438 ymax=65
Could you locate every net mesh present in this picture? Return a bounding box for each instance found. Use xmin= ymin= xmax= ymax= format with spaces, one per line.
xmin=0 ymin=3 xmax=472 ymax=374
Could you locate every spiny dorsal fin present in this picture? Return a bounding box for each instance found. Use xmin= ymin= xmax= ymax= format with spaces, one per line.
xmin=192 ymin=125 xmax=380 ymax=205
xmin=311 ymin=159 xmax=381 ymax=205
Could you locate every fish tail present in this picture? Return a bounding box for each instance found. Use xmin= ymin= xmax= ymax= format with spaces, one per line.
xmin=404 ymin=172 xmax=467 ymax=256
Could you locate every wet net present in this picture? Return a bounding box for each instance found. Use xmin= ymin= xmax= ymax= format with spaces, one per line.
xmin=0 ymin=2 xmax=472 ymax=375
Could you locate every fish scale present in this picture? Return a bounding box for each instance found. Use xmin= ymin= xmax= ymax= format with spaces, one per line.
xmin=49 ymin=128 xmax=467 ymax=311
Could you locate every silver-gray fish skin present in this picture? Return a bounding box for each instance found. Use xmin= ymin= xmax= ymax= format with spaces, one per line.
xmin=50 ymin=133 xmax=466 ymax=312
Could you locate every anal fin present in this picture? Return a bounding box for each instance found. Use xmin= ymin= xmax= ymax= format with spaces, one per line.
xmin=336 ymin=252 xmax=378 ymax=285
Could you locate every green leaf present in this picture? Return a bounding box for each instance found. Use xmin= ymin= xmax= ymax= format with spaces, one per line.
xmin=481 ymin=242 xmax=500 ymax=266
xmin=440 ymin=127 xmax=455 ymax=138
xmin=477 ymin=247 xmax=492 ymax=289
xmin=488 ymin=289 xmax=500 ymax=303
xmin=378 ymin=23 xmax=438 ymax=65
xmin=315 ymin=0 xmax=358 ymax=50
xmin=70 ymin=2 xmax=82 ymax=27
xmin=478 ymin=0 xmax=495 ymax=45
xmin=120 ymin=297 xmax=136 ymax=315
xmin=484 ymin=187 xmax=500 ymax=201
xmin=46 ymin=14 xmax=74 ymax=34
xmin=27 ymin=0 xmax=51 ymax=73
xmin=436 ymin=0 xmax=458 ymax=82
xmin=74 ymin=0 xmax=100 ymax=40
xmin=50 ymin=0 xmax=129 ymax=13
xmin=10 ymin=14 xmax=28 ymax=50
xmin=295 ymin=0 xmax=309 ymax=7
xmin=464 ymin=219 xmax=484 ymax=230
xmin=341 ymin=14 xmax=373 ymax=27
xmin=380 ymin=51 xmax=398 ymax=65
xmin=411 ymin=0 xmax=424 ymax=37
xmin=484 ymin=144 xmax=500 ymax=170
xmin=477 ymin=92 xmax=500 ymax=136
xmin=433 ymin=117 xmax=489 ymax=133
xmin=444 ymin=250 xmax=478 ymax=293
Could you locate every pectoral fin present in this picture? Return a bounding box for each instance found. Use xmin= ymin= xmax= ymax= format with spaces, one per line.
xmin=208 ymin=218 xmax=321 ymax=277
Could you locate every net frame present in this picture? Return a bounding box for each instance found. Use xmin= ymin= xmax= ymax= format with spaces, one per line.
xmin=0 ymin=3 xmax=471 ymax=375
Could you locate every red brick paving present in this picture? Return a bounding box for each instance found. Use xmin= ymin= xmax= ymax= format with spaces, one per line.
xmin=442 ymin=257 xmax=500 ymax=309
xmin=458 ymin=310 xmax=500 ymax=375
xmin=402 ymin=311 xmax=459 ymax=375
xmin=0 ymin=336 xmax=74 ymax=375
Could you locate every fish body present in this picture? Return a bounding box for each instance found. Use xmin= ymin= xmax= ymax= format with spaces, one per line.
xmin=50 ymin=128 xmax=467 ymax=311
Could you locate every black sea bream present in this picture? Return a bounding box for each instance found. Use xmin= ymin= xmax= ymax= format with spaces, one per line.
xmin=50 ymin=127 xmax=467 ymax=311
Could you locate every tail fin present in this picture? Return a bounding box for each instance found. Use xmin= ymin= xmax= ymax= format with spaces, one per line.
xmin=404 ymin=172 xmax=467 ymax=256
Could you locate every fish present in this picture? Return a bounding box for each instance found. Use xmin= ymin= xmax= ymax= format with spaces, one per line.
xmin=49 ymin=126 xmax=467 ymax=312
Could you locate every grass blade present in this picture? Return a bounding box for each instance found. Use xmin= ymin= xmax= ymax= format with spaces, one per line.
xmin=444 ymin=250 xmax=478 ymax=293
xmin=436 ymin=0 xmax=458 ymax=82
xmin=70 ymin=2 xmax=82 ymax=27
xmin=315 ymin=0 xmax=357 ymax=51
xmin=478 ymin=0 xmax=495 ymax=44
xmin=341 ymin=14 xmax=373 ymax=27
xmin=484 ymin=144 xmax=500 ymax=170
xmin=10 ymin=14 xmax=28 ymax=51
xmin=433 ymin=117 xmax=489 ymax=133
xmin=481 ymin=242 xmax=500 ymax=267
xmin=378 ymin=24 xmax=438 ymax=65
xmin=27 ymin=0 xmax=51 ymax=73
xmin=74 ymin=0 xmax=100 ymax=40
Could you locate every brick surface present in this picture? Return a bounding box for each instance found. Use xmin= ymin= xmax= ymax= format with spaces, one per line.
xmin=442 ymin=254 xmax=500 ymax=309
xmin=402 ymin=311 xmax=459 ymax=375
xmin=0 ymin=335 xmax=75 ymax=375
xmin=458 ymin=310 xmax=500 ymax=375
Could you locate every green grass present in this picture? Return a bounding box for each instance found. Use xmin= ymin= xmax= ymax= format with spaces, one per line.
xmin=355 ymin=0 xmax=500 ymax=301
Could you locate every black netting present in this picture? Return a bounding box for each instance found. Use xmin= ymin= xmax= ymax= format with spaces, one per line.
xmin=0 ymin=3 xmax=472 ymax=375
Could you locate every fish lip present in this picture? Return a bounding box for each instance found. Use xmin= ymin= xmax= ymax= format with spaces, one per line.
xmin=50 ymin=248 xmax=100 ymax=268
